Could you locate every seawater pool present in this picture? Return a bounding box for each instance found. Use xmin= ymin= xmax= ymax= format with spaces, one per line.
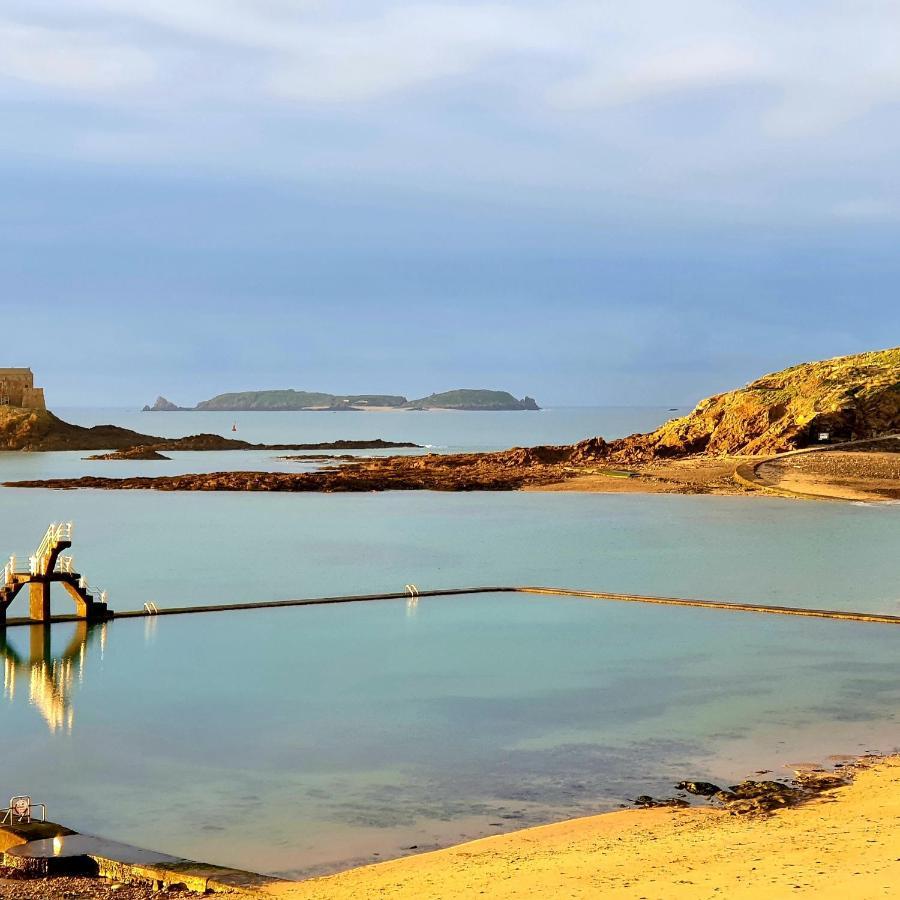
xmin=0 ymin=406 xmax=898 ymax=876
xmin=1 ymin=592 xmax=897 ymax=877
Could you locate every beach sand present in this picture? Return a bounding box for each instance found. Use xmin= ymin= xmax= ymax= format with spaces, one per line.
xmin=527 ymin=457 xmax=744 ymax=495
xmin=267 ymin=756 xmax=899 ymax=900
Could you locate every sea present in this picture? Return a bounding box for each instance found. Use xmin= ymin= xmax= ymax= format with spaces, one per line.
xmin=0 ymin=407 xmax=897 ymax=877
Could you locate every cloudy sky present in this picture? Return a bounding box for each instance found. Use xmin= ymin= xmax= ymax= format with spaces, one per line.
xmin=2 ymin=1 xmax=898 ymax=405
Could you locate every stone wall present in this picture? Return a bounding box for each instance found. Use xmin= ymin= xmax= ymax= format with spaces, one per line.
xmin=0 ymin=369 xmax=46 ymax=409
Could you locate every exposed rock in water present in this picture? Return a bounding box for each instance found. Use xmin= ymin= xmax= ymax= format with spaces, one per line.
xmin=633 ymin=795 xmax=690 ymax=809
xmin=142 ymin=396 xmax=184 ymax=412
xmin=86 ymin=447 xmax=172 ymax=461
xmin=266 ymin=439 xmax=420 ymax=450
xmin=675 ymin=780 xmax=722 ymax=797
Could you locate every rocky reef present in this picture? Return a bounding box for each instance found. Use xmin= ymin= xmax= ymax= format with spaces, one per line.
xmin=632 ymin=764 xmax=860 ymax=817
xmin=86 ymin=447 xmax=172 ymax=461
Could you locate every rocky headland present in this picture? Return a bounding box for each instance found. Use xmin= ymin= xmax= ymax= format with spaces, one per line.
xmin=0 ymin=407 xmax=421 ymax=454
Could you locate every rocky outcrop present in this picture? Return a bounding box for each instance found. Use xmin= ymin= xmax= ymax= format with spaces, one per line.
xmin=142 ymin=396 xmax=183 ymax=412
xmin=0 ymin=407 xmax=161 ymax=452
xmin=610 ymin=347 xmax=900 ymax=459
xmin=86 ymin=447 xmax=172 ymax=461
xmin=0 ymin=406 xmax=422 ymax=454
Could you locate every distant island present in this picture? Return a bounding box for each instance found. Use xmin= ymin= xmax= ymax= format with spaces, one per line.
xmin=143 ymin=389 xmax=540 ymax=412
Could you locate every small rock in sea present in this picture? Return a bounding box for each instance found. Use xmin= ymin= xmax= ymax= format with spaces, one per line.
xmin=406 ymin=845 xmax=418 ymax=850
xmin=676 ymin=780 xmax=722 ymax=797
xmin=634 ymin=795 xmax=689 ymax=809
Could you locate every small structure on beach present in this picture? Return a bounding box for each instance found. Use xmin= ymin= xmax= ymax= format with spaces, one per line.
xmin=0 ymin=524 xmax=112 ymax=626
xmin=0 ymin=368 xmax=45 ymax=410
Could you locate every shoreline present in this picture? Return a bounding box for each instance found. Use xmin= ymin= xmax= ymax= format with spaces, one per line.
xmin=3 ymin=755 xmax=897 ymax=898
xmin=273 ymin=754 xmax=900 ymax=898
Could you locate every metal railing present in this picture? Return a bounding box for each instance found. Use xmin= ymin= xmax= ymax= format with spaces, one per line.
xmin=1 ymin=802 xmax=46 ymax=825
xmin=32 ymin=522 xmax=74 ymax=575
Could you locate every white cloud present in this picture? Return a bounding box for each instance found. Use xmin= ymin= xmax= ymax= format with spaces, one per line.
xmin=0 ymin=21 xmax=154 ymax=92
xmin=3 ymin=0 xmax=900 ymax=224
xmin=548 ymin=43 xmax=764 ymax=109
xmin=268 ymin=5 xmax=562 ymax=102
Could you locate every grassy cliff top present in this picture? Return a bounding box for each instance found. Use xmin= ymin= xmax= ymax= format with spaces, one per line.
xmin=405 ymin=390 xmax=540 ymax=410
xmin=195 ymin=391 xmax=408 ymax=410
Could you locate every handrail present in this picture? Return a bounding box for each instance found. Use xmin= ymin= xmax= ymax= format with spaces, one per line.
xmin=32 ymin=522 xmax=74 ymax=575
xmin=1 ymin=802 xmax=47 ymax=825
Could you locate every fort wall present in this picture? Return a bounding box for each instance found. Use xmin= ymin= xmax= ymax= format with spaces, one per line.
xmin=0 ymin=369 xmax=47 ymax=410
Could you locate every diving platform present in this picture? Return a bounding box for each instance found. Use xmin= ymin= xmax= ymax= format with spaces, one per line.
xmin=1 ymin=524 xmax=112 ymax=627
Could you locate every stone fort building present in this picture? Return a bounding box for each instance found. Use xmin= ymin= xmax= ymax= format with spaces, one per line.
xmin=0 ymin=368 xmax=46 ymax=409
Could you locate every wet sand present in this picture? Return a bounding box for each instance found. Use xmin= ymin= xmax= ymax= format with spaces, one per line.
xmin=268 ymin=756 xmax=899 ymax=899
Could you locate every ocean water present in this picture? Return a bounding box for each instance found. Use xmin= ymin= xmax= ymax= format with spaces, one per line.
xmin=57 ymin=405 xmax=676 ymax=453
xmin=0 ymin=407 xmax=898 ymax=877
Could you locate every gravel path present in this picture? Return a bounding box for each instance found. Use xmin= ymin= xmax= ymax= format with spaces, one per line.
xmin=0 ymin=871 xmax=196 ymax=899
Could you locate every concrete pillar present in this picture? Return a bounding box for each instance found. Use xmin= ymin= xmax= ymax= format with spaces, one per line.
xmin=60 ymin=580 xmax=90 ymax=618
xmin=29 ymin=580 xmax=50 ymax=623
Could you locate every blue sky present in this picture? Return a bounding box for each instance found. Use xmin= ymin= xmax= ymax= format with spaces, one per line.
xmin=1 ymin=1 xmax=899 ymax=406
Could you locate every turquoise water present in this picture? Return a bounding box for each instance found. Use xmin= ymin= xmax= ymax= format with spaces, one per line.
xmin=1 ymin=596 xmax=897 ymax=877
xmin=1 ymin=407 xmax=898 ymax=876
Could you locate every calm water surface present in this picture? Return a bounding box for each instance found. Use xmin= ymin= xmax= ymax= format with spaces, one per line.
xmin=0 ymin=408 xmax=897 ymax=876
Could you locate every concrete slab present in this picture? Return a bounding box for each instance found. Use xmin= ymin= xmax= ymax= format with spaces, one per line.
xmin=3 ymin=831 xmax=287 ymax=894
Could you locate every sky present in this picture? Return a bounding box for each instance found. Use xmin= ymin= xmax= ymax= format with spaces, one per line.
xmin=1 ymin=1 xmax=899 ymax=406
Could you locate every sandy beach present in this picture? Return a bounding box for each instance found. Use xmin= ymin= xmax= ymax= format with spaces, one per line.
xmin=267 ymin=755 xmax=899 ymax=900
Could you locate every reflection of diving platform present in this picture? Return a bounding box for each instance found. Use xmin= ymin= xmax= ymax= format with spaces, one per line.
xmin=1 ymin=524 xmax=112 ymax=627
xmin=1 ymin=621 xmax=104 ymax=732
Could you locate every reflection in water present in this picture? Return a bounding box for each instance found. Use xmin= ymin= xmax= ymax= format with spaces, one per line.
xmin=1 ymin=622 xmax=104 ymax=733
